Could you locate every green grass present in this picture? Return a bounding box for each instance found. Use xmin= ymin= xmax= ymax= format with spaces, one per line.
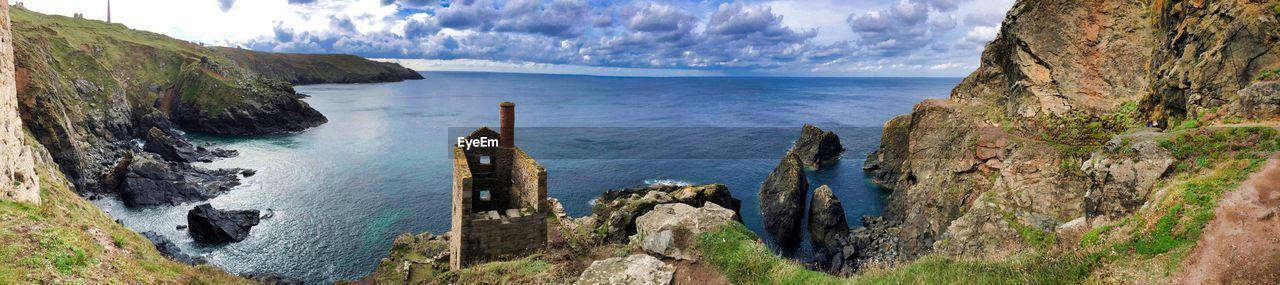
xmin=696 ymin=222 xmax=1098 ymax=285
xmin=413 ymin=255 xmax=559 ymax=285
xmin=1257 ymin=66 xmax=1280 ymax=81
xmin=1038 ymin=101 xmax=1142 ymax=177
xmin=1003 ymin=212 xmax=1057 ymax=251
xmin=0 ymin=139 xmax=248 ymax=283
xmin=697 ymin=222 xmax=844 ymax=285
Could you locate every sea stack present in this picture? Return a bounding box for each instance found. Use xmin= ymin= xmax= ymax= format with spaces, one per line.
xmin=792 ymin=124 xmax=844 ymax=169
xmin=808 ymin=185 xmax=848 ymax=248
xmin=758 ymin=151 xmax=808 ymax=246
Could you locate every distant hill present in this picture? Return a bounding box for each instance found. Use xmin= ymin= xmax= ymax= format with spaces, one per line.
xmin=211 ymin=47 xmax=423 ymax=85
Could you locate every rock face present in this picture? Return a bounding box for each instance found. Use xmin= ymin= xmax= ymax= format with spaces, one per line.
xmin=1146 ymin=0 xmax=1280 ymax=120
xmin=635 ymin=203 xmax=738 ymax=261
xmin=187 ymin=204 xmax=260 ymax=244
xmin=858 ymin=0 xmax=1280 ymax=270
xmin=121 ymin=153 xmax=243 ymax=207
xmin=0 ymin=1 xmax=39 ymax=204
xmin=1231 ymin=81 xmax=1280 ymax=120
xmin=573 ymin=254 xmax=674 ymax=285
xmin=758 ymin=151 xmax=808 ymax=246
xmin=143 ymin=127 xmax=202 ymax=163
xmin=590 ymin=183 xmax=742 ymax=243
xmin=7 ymin=7 xmax=386 ymax=196
xmin=808 ymin=185 xmax=848 ymax=249
xmin=1082 ymin=132 xmax=1174 ymax=220
xmin=141 ymin=231 xmax=204 ymax=265
xmin=792 ymin=124 xmax=844 ymax=168
xmin=166 ymin=59 xmax=328 ymax=136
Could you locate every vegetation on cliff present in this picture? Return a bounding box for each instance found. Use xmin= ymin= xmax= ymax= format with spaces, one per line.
xmin=211 ymin=47 xmax=423 ymax=85
xmin=0 ymin=137 xmax=247 ymax=283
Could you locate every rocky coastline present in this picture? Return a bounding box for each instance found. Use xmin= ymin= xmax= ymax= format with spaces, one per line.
xmin=5 ymin=6 xmax=422 ymax=278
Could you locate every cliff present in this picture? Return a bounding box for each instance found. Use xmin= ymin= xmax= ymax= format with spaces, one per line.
xmin=0 ymin=3 xmax=247 ymax=282
xmin=859 ymin=0 xmax=1280 ymax=281
xmin=211 ymin=47 xmax=423 ymax=85
xmin=6 ymin=7 xmax=417 ymax=194
xmin=0 ymin=1 xmax=38 ymax=204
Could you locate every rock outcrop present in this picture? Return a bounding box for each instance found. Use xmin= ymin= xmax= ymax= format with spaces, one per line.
xmin=858 ymin=0 xmax=1280 ymax=270
xmin=141 ymin=231 xmax=204 ymax=265
xmin=143 ymin=127 xmax=196 ymax=163
xmin=635 ymin=203 xmax=738 ymax=261
xmin=1231 ymin=81 xmax=1280 ymax=120
xmin=121 ymin=153 xmax=243 ymax=207
xmin=0 ymin=0 xmax=38 ymax=204
xmin=573 ymin=254 xmax=674 ymax=285
xmin=589 ymin=183 xmax=742 ymax=243
xmin=792 ymin=124 xmax=844 ymax=168
xmin=187 ymin=204 xmax=260 ymax=244
xmin=758 ymin=151 xmax=808 ymax=246
xmin=1146 ymin=0 xmax=1280 ymax=120
xmin=6 ymin=7 xmax=397 ymax=196
xmin=1082 ymin=131 xmax=1174 ymax=220
xmin=807 ymin=185 xmax=847 ymax=249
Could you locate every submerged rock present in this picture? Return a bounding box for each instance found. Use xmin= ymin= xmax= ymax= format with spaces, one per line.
xmin=808 ymin=185 xmax=848 ymax=249
xmin=635 ymin=203 xmax=738 ymax=261
xmin=140 ymin=231 xmax=204 ymax=265
xmin=590 ymin=183 xmax=742 ymax=243
xmin=793 ymin=124 xmax=844 ymax=168
xmin=574 ymin=254 xmax=674 ymax=285
xmin=187 ymin=204 xmax=260 ymax=244
xmin=758 ymin=151 xmax=808 ymax=246
xmin=120 ymin=153 xmax=242 ymax=207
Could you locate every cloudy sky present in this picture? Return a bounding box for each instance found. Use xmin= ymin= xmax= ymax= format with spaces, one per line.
xmin=17 ymin=0 xmax=1014 ymax=77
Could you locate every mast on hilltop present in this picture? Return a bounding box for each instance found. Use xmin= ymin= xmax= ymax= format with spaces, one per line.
xmin=106 ymin=0 xmax=111 ymax=23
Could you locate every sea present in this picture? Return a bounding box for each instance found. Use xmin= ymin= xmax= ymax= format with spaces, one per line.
xmin=94 ymin=71 xmax=960 ymax=283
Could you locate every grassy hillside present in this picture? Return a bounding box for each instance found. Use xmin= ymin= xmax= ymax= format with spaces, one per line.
xmin=0 ymin=135 xmax=249 ymax=284
xmin=212 ymin=47 xmax=423 ymax=85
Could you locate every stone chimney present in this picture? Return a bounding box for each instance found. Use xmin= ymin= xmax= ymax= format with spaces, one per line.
xmin=1 ymin=0 xmax=41 ymax=204
xmin=499 ymin=102 xmax=514 ymax=148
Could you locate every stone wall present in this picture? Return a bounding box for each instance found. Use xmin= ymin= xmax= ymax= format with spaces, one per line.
xmin=509 ymin=148 xmax=546 ymax=210
xmin=466 ymin=210 xmax=546 ymax=260
xmin=0 ymin=1 xmax=39 ymax=204
xmin=450 ymin=147 xmax=473 ymax=270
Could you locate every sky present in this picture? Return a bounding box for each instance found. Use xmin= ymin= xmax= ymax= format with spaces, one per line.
xmin=15 ymin=0 xmax=1015 ymax=77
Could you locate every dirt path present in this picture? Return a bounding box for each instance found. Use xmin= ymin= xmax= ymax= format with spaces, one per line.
xmin=1175 ymin=155 xmax=1280 ymax=284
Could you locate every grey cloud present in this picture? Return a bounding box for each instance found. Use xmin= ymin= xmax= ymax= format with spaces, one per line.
xmin=847 ymin=0 xmax=957 ymax=56
xmin=218 ymin=0 xmax=235 ymax=12
xmin=494 ymin=0 xmax=589 ymax=38
xmin=273 ymin=24 xmax=295 ymax=42
xmin=380 ymin=0 xmax=441 ymax=7
xmin=626 ymin=3 xmax=697 ymax=33
xmin=436 ymin=0 xmax=498 ymax=30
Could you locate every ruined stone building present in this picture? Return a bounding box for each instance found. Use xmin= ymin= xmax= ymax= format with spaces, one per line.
xmin=450 ymin=102 xmax=547 ymax=269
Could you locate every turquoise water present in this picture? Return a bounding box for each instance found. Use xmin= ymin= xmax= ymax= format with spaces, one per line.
xmin=95 ymin=72 xmax=959 ymax=283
